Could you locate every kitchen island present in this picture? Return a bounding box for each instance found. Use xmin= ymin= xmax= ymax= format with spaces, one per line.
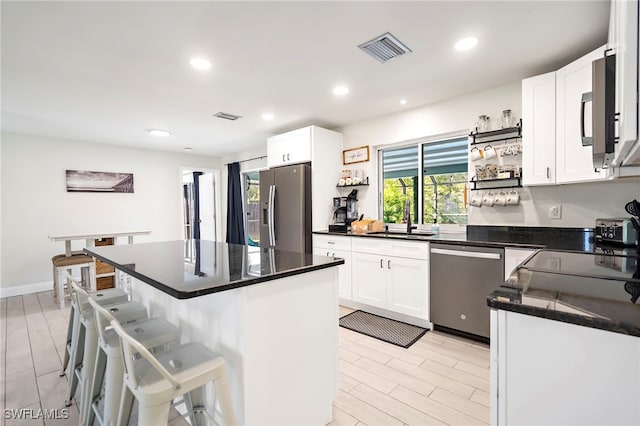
xmin=85 ymin=240 xmax=344 ymax=426
xmin=487 ymin=249 xmax=640 ymax=426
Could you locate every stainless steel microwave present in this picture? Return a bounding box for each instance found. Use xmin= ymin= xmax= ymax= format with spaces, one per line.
xmin=596 ymin=0 xmax=640 ymax=169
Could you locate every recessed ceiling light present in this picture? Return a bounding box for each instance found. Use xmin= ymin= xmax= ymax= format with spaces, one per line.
xmin=261 ymin=113 xmax=275 ymax=120
xmin=147 ymin=129 xmax=171 ymax=137
xmin=400 ymin=99 xmax=407 ymax=105
xmin=455 ymin=37 xmax=478 ymax=51
xmin=333 ymin=86 xmax=349 ymax=96
xmin=190 ymin=57 xmax=211 ymax=70
xmin=184 ymin=147 xmax=192 ymax=151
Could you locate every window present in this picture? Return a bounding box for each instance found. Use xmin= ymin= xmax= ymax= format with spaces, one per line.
xmin=380 ymin=135 xmax=468 ymax=225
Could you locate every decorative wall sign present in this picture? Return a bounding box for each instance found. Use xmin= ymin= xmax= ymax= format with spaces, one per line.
xmin=343 ymin=146 xmax=370 ymax=165
xmin=66 ymin=170 xmax=134 ymax=193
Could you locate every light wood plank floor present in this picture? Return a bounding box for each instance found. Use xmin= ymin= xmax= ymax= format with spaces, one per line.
xmin=1 ymin=293 xmax=490 ymax=426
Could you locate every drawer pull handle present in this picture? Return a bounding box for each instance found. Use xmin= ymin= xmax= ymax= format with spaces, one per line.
xmin=387 ymin=260 xmax=391 ymax=269
xmin=380 ymin=259 xmax=383 ymax=268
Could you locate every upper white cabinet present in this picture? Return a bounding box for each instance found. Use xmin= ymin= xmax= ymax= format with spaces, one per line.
xmin=522 ymin=46 xmax=614 ymax=185
xmin=556 ymin=46 xmax=608 ymax=183
xmin=267 ymin=127 xmax=312 ymax=168
xmin=522 ymin=72 xmax=556 ymax=185
xmin=267 ymin=125 xmax=343 ymax=232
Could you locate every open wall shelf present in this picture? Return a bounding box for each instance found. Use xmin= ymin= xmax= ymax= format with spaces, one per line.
xmin=470 ymin=119 xmax=522 ymax=145
xmin=469 ymin=176 xmax=522 ymax=191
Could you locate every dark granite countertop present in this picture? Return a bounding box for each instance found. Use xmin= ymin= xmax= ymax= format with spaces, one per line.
xmin=85 ymin=240 xmax=344 ymax=299
xmin=487 ymin=249 xmax=640 ymax=337
xmin=314 ymin=225 xmax=596 ymax=251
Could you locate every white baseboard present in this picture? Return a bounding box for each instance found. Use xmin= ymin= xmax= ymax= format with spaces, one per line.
xmin=0 ymin=281 xmax=53 ymax=298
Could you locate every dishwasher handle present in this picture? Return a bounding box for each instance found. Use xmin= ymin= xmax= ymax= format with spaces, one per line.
xmin=431 ymin=248 xmax=502 ymax=260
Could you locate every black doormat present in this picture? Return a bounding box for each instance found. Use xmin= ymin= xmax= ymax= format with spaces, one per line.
xmin=339 ymin=310 xmax=428 ymax=348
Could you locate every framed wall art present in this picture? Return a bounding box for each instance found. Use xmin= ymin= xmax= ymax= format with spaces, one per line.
xmin=343 ymin=146 xmax=370 ymax=165
xmin=66 ymin=170 xmax=134 ymax=193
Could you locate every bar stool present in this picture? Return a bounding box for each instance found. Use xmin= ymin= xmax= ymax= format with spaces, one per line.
xmin=111 ymin=319 xmax=237 ymax=426
xmin=87 ymin=297 xmax=180 ymax=426
xmin=52 ymin=253 xmax=97 ymax=309
xmin=66 ymin=281 xmax=148 ymax=425
xmin=61 ymin=286 xmax=129 ymax=377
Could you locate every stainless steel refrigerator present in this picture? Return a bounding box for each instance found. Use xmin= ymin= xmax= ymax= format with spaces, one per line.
xmin=259 ymin=163 xmax=312 ymax=253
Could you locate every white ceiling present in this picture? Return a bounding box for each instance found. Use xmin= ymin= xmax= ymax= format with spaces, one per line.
xmin=1 ymin=1 xmax=609 ymax=157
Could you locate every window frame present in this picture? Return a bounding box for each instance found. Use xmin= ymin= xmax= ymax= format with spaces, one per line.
xmin=377 ymin=131 xmax=469 ymax=225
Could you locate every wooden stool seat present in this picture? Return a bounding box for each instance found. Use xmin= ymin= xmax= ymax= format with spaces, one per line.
xmin=52 ymin=253 xmax=96 ymax=309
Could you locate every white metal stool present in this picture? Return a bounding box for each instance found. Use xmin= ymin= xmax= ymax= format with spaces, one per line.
xmin=52 ymin=253 xmax=97 ymax=309
xmin=111 ymin=319 xmax=237 ymax=426
xmin=87 ymin=297 xmax=180 ymax=426
xmin=61 ymin=286 xmax=129 ymax=377
xmin=67 ymin=281 xmax=148 ymax=425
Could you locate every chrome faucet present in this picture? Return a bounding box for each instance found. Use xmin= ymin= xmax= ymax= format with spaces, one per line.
xmin=405 ymin=200 xmax=417 ymax=234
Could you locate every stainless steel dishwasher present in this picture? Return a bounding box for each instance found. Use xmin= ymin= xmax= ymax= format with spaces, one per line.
xmin=430 ymin=243 xmax=504 ymax=339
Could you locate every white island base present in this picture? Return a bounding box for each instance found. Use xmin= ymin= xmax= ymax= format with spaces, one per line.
xmin=128 ymin=267 xmax=339 ymax=425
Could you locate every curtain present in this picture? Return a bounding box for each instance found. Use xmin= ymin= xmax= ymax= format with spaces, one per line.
xmin=192 ymin=171 xmax=203 ymax=240
xmin=226 ymin=162 xmax=246 ymax=244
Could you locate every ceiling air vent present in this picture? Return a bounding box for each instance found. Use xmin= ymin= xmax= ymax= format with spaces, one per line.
xmin=213 ymin=112 xmax=242 ymax=121
xmin=358 ymin=32 xmax=412 ymax=63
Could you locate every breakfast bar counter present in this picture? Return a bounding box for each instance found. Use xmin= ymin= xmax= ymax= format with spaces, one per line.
xmin=85 ymin=240 xmax=343 ymax=425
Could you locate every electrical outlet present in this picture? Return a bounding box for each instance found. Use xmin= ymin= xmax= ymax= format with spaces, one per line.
xmin=549 ymin=204 xmax=562 ymax=219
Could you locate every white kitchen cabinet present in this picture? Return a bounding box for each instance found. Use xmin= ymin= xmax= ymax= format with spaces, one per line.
xmin=386 ymin=256 xmax=429 ymax=319
xmin=491 ymin=310 xmax=640 ymax=426
xmin=351 ymin=251 xmax=387 ymax=308
xmin=522 ymin=46 xmax=614 ymax=186
xmin=556 ymin=45 xmax=609 ymax=183
xmin=313 ymin=235 xmax=352 ymax=300
xmin=351 ymin=238 xmax=429 ymax=320
xmin=504 ymin=247 xmax=537 ymax=278
xmin=267 ymin=125 xmax=343 ymax=232
xmin=522 ymin=72 xmax=556 ymax=185
xmin=267 ymin=127 xmax=312 ymax=168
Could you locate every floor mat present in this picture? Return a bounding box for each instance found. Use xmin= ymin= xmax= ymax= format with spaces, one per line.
xmin=339 ymin=310 xmax=428 ymax=348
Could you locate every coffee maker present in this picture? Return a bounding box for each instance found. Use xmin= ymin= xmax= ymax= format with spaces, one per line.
xmin=329 ymin=190 xmax=358 ymax=233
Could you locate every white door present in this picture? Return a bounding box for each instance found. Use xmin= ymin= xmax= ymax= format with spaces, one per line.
xmin=522 ymin=72 xmax=557 ymax=185
xmin=198 ymin=172 xmax=216 ymax=241
xmin=386 ymin=257 xmax=429 ymax=319
xmin=556 ymin=46 xmax=607 ymax=183
xmin=351 ymin=252 xmax=386 ymax=308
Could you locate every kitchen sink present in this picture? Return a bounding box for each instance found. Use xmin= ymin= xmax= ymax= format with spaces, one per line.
xmin=366 ymin=230 xmax=436 ymax=238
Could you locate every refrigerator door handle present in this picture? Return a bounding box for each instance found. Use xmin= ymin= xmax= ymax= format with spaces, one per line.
xmin=268 ymin=184 xmax=276 ymax=246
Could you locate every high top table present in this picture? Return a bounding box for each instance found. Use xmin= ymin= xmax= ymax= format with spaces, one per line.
xmin=85 ymin=239 xmax=343 ymax=425
xmin=48 ymin=230 xmax=152 ymax=257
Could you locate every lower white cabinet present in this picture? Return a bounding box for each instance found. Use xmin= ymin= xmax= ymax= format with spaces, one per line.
xmin=351 ymin=239 xmax=429 ymax=320
xmin=313 ymin=235 xmax=352 ymax=300
xmin=351 ymin=252 xmax=386 ymax=308
xmin=386 ymin=256 xmax=429 ymax=319
xmin=491 ymin=310 xmax=640 ymax=425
